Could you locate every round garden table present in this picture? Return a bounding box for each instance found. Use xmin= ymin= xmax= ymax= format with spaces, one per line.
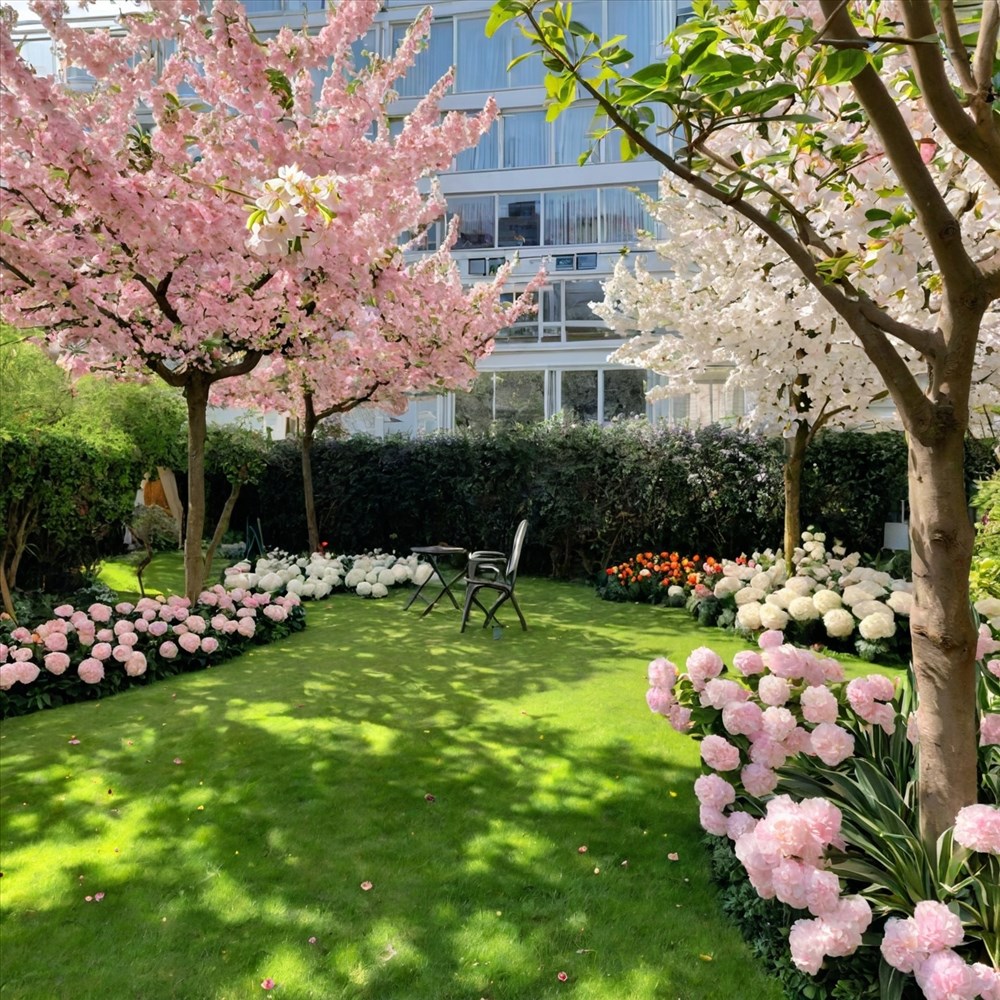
xmin=404 ymin=545 xmax=468 ymax=617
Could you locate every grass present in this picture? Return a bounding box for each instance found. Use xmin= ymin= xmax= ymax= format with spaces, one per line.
xmin=0 ymin=556 xmax=873 ymax=1000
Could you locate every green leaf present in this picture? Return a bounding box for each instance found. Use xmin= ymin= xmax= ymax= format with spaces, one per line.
xmin=818 ymin=48 xmax=869 ymax=85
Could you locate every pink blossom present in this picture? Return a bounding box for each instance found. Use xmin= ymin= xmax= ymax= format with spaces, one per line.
xmin=952 ymin=804 xmax=1000 ymax=855
xmin=9 ymin=627 xmax=31 ymax=643
xmin=78 ymin=658 xmax=105 ymax=684
xmin=808 ymin=723 xmax=855 ymax=766
xmin=763 ymin=644 xmax=806 ymax=679
xmin=783 ymin=726 xmax=813 ymax=756
xmin=646 ymin=686 xmax=675 ymax=715
xmin=263 ymin=604 xmax=286 ymax=622
xmin=976 ymin=624 xmax=1000 ymax=661
xmin=112 ymin=644 xmax=133 ymax=663
xmin=722 ymin=700 xmax=763 ymax=737
xmin=185 ymin=615 xmax=207 ymax=634
xmin=980 ymin=714 xmax=1000 ymax=746
xmin=88 ymin=603 xmax=113 ymax=623
xmin=761 ymin=706 xmax=797 ymax=742
xmin=741 ymin=762 xmax=778 ymax=797
xmin=261 ymin=979 xmax=275 ymax=991
xmin=700 ymin=734 xmax=742 ymax=772
xmin=133 ymin=618 xmax=149 ymax=633
xmin=758 ymin=629 xmax=784 ymax=649
xmin=96 ymin=628 xmax=114 ymax=643
xmin=210 ymin=614 xmax=229 ymax=631
xmin=788 ymin=916 xmax=831 ymax=974
xmin=43 ymin=632 xmax=68 ymax=652
xmin=113 ymin=619 xmax=134 ymax=636
xmin=236 ymin=607 xmax=256 ymax=620
xmin=748 ymin=735 xmax=788 ymax=769
xmin=881 ymin=915 xmax=925 ymax=973
xmin=913 ymin=900 xmax=965 ymax=952
xmin=125 ymin=652 xmax=147 ymax=677
xmin=44 ymin=651 xmax=71 ymax=675
xmin=667 ymin=704 xmax=692 ymax=732
xmin=11 ymin=647 xmax=33 ymax=662
xmin=906 ymin=711 xmax=921 ymax=746
xmin=798 ymin=798 xmax=846 ymax=852
xmin=115 ymin=602 xmax=134 ymax=615
xmin=914 ymin=948 xmax=981 ymax=1000
xmin=178 ymin=632 xmax=202 ymax=654
xmin=758 ymin=674 xmax=791 ymax=706
xmin=988 ymin=659 xmax=1000 ymax=680
xmin=201 ymin=636 xmax=219 ymax=655
xmin=91 ymin=643 xmax=113 ymax=661
xmin=686 ymin=646 xmax=724 ymax=690
xmin=800 ymin=685 xmax=839 ymax=725
xmin=819 ymin=657 xmax=845 ymax=683
xmin=698 ymin=804 xmax=729 ymax=836
xmin=237 ymin=617 xmax=256 ymax=638
xmin=159 ymin=641 xmax=179 ymax=660
xmin=700 ymin=678 xmax=749 ymax=709
xmin=15 ymin=662 xmax=40 ymax=684
xmin=726 ymin=810 xmax=757 ymax=841
xmin=69 ymin=611 xmax=91 ymax=629
xmin=694 ymin=773 xmax=736 ymax=811
xmin=733 ymin=650 xmax=765 ymax=676
xmin=54 ymin=604 xmax=74 ymax=617
xmin=148 ymin=621 xmax=169 ymax=637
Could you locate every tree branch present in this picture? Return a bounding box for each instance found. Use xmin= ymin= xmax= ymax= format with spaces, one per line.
xmin=938 ymin=0 xmax=978 ymax=93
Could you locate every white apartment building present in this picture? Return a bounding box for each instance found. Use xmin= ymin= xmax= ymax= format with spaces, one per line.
xmin=10 ymin=0 xmax=747 ymax=437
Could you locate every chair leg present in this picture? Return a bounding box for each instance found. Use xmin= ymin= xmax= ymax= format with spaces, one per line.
xmin=509 ymin=593 xmax=527 ymax=630
xmin=460 ymin=584 xmax=476 ymax=633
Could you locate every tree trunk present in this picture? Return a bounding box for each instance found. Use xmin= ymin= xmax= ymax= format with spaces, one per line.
xmin=783 ymin=423 xmax=808 ymax=573
xmin=907 ymin=425 xmax=978 ymax=846
xmin=183 ymin=374 xmax=210 ymax=603
xmin=302 ymin=392 xmax=320 ymax=555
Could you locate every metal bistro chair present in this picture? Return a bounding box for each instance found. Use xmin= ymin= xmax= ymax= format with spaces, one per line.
xmin=460 ymin=519 xmax=528 ymax=633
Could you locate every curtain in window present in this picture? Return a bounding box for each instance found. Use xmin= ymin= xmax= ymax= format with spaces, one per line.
xmin=544 ymin=190 xmax=599 ymax=246
xmin=455 ymin=118 xmax=499 ymax=172
xmin=608 ymin=0 xmax=655 ymax=64
xmin=600 ymin=185 xmax=656 ymax=244
xmin=392 ymin=20 xmax=453 ymax=97
xmin=503 ymin=111 xmax=547 ymax=168
xmin=447 ymin=195 xmax=496 ymax=249
xmin=554 ymin=105 xmax=599 ymax=165
xmin=457 ymin=17 xmax=507 ymax=92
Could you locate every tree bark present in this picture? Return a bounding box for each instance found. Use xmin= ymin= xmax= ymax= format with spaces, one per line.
xmin=183 ymin=373 xmax=210 ymax=603
xmin=302 ymin=392 xmax=320 ymax=555
xmin=907 ymin=424 xmax=978 ymax=846
xmin=783 ymin=423 xmax=809 ymax=573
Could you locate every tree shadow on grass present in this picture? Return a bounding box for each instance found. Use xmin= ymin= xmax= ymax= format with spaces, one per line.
xmin=0 ymin=581 xmax=780 ymax=1000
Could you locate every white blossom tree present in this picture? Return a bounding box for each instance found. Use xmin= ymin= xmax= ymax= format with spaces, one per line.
xmin=490 ymin=0 xmax=1000 ymax=843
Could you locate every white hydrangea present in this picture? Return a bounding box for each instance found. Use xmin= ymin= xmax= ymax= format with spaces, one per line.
xmin=974 ymin=597 xmax=1000 ymax=618
xmin=413 ymin=562 xmax=434 ymax=586
xmin=736 ymin=601 xmax=763 ymax=631
xmin=312 ymin=581 xmax=332 ymax=599
xmin=344 ymin=567 xmax=367 ymax=589
xmin=355 ymin=581 xmax=373 ymax=597
xmin=759 ymin=603 xmax=789 ymax=631
xmin=858 ymin=613 xmax=896 ymax=640
xmin=714 ymin=576 xmax=744 ymax=598
xmin=257 ymin=572 xmax=284 ymax=593
xmin=842 ymin=584 xmax=876 ymax=607
xmin=750 ymin=572 xmax=773 ymax=592
xmin=788 ymin=596 xmax=820 ymax=622
xmin=371 ymin=582 xmax=389 ymax=599
xmin=668 ymin=585 xmax=686 ymax=599
xmin=784 ymin=576 xmax=814 ymax=595
xmin=766 ymin=588 xmax=796 ymax=610
xmin=812 ymin=589 xmax=843 ymax=614
xmin=823 ymin=608 xmax=857 ymax=638
xmin=391 ymin=563 xmax=412 ymax=583
xmin=852 ymin=599 xmax=893 ymax=621
xmin=377 ymin=569 xmax=396 ymax=587
xmin=285 ymin=577 xmax=305 ymax=595
xmin=735 ymin=586 xmax=767 ymax=606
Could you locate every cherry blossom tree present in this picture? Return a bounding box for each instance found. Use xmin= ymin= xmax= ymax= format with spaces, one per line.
xmin=0 ymin=0 xmax=531 ymax=601
xmin=490 ymin=0 xmax=1000 ymax=842
xmin=598 ymin=180 xmax=1000 ymax=565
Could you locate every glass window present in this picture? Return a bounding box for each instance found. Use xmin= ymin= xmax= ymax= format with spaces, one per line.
xmin=447 ymin=195 xmax=495 ymax=249
xmin=392 ymin=19 xmax=453 ymax=97
xmin=568 ymin=0 xmax=603 ymax=34
xmin=456 ymin=17 xmax=507 ymax=92
xmin=503 ymin=111 xmax=547 ymax=168
xmin=600 ymin=184 xmax=656 ymax=243
xmin=496 ymin=292 xmax=539 ymax=342
xmin=494 ymin=371 xmax=545 ymax=424
xmin=608 ymin=0 xmax=655 ymax=64
xmin=603 ymin=369 xmax=647 ymax=421
xmin=544 ymin=189 xmax=599 ymax=246
xmin=18 ymin=39 xmax=56 ymax=76
xmin=564 ymin=279 xmax=604 ymax=322
xmin=455 ymin=117 xmax=499 ymax=172
xmin=555 ymin=104 xmax=599 ymax=165
xmin=562 ymin=370 xmax=598 ymax=422
xmin=498 ymin=194 xmax=541 ymax=248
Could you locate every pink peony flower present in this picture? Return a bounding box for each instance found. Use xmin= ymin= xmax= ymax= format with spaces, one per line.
xmin=78 ymin=658 xmax=105 ymax=684
xmin=698 ymin=804 xmax=729 ymax=836
xmin=178 ymin=632 xmax=201 ymax=654
xmin=132 ymin=618 xmax=149 ymax=633
xmin=159 ymin=641 xmax=179 ymax=660
xmin=726 ymin=811 xmax=757 ymax=841
xmin=112 ymin=619 xmax=133 ymax=636
xmin=185 ymin=615 xmax=207 ymax=634
xmin=686 ymin=647 xmax=724 ymax=691
xmin=236 ymin=607 xmax=256 ymax=620
xmin=700 ymin=734 xmax=742 ymax=772
xmin=722 ymin=700 xmax=763 ymax=738
xmin=700 ymin=678 xmax=749 ymax=710
xmin=112 ymin=644 xmax=133 ymax=663
xmin=236 ymin=617 xmax=256 ymax=638
xmin=11 ymin=647 xmax=33 ymax=662
xmin=667 ymin=704 xmax=692 ymax=732
xmin=757 ymin=674 xmax=791 ymax=706
xmin=694 ymin=773 xmax=736 ymax=811
xmin=44 ymin=651 xmax=71 ymax=675
xmin=980 ymin=714 xmax=1000 ymax=747
xmin=54 ymin=604 xmax=74 ymax=618
xmin=115 ymin=602 xmax=134 ymax=615
xmin=148 ymin=621 xmax=169 ymax=637
xmin=783 ymin=726 xmax=812 ymax=756
xmin=263 ymin=604 xmax=286 ymax=622
xmin=953 ymin=804 xmax=1000 ymax=855
xmin=976 ymin=624 xmax=1000 ymax=661
xmin=10 ymin=627 xmax=31 ymax=643
xmin=733 ymin=649 xmax=765 ymax=676
xmin=914 ymin=948 xmax=980 ymax=1000
xmin=988 ymin=659 xmax=1000 ymax=680
xmin=748 ymin=735 xmax=788 ymax=769
xmin=125 ymin=652 xmax=147 ymax=677
xmin=646 ymin=686 xmax=674 ymax=715
xmin=15 ymin=661 xmax=39 ymax=685
xmin=800 ymin=686 xmax=839 ymax=725
xmin=881 ymin=915 xmax=926 ymax=973
xmin=201 ymin=636 xmax=219 ymax=655
xmin=763 ymin=644 xmax=806 ymax=679
xmin=43 ymin=632 xmax=68 ymax=652
xmin=761 ymin=706 xmax=797 ymax=743
xmin=741 ymin=762 xmax=778 ymax=798
xmin=88 ymin=603 xmax=112 ymax=623
xmin=91 ymin=643 xmax=113 ymax=662
xmin=210 ymin=614 xmax=229 ymax=631
xmin=758 ymin=629 xmax=784 ymax=650
xmin=809 ymin=723 xmax=855 ymax=766
xmin=913 ymin=900 xmax=965 ymax=952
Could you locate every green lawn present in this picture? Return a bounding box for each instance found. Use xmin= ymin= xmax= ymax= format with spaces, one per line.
xmin=1 ymin=560 xmax=871 ymax=999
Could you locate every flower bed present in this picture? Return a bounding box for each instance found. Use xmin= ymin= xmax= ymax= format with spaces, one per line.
xmin=598 ymin=551 xmax=719 ymax=604
xmin=645 ymin=626 xmax=1000 ymax=998
xmin=223 ymin=549 xmax=431 ymax=600
xmin=0 ymin=586 xmax=305 ymax=718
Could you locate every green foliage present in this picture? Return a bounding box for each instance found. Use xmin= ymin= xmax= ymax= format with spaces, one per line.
xmin=972 ymin=469 xmax=1000 ymax=560
xmin=1 ymin=426 xmax=145 ymax=592
xmin=0 ymin=329 xmax=72 ymax=429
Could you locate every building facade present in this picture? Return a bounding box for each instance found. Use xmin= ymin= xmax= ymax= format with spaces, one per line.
xmin=10 ymin=0 xmax=748 ymax=437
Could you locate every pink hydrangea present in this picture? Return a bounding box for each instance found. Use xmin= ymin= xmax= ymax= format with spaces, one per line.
xmin=185 ymin=615 xmax=207 ymax=634
xmin=763 ymin=644 xmax=806 ymax=679
xmin=178 ymin=633 xmax=202 ymax=654
xmin=758 ymin=630 xmax=784 ymax=650
xmin=201 ymin=636 xmax=219 ymax=655
xmin=809 ymin=723 xmax=855 ymax=767
xmin=236 ymin=617 xmax=256 ymax=638
xmin=44 ymin=651 xmax=71 ymax=675
xmin=988 ymin=659 xmax=1000 ymax=680
xmin=789 ymin=916 xmax=832 ymax=974
xmin=96 ymin=629 xmax=114 ymax=643
xmin=953 ymin=804 xmax=1000 ymax=855
xmin=758 ymin=674 xmax=791 ymax=706
xmin=112 ymin=644 xmax=133 ymax=663
xmin=698 ymin=804 xmax=729 ymax=836
xmin=881 ymin=914 xmax=926 ymax=973
xmin=700 ymin=734 xmax=742 ymax=772
xmin=11 ymin=647 xmax=33 ymax=662
xmin=148 ymin=621 xmax=169 ymax=637
xmin=798 ymin=797 xmax=846 ymax=852
xmin=686 ymin=647 xmax=724 ymax=691
xmin=800 ymin=686 xmax=839 ymax=725
xmin=263 ymin=604 xmax=286 ymax=622
xmin=88 ymin=603 xmax=113 ymax=623
xmin=694 ymin=773 xmax=736 ymax=811
xmin=133 ymin=618 xmax=149 ymax=634
xmin=646 ymin=686 xmax=675 ymax=715
xmin=722 ymin=700 xmax=763 ymax=738
xmin=783 ymin=726 xmax=813 ymax=756
xmin=741 ymin=762 xmax=778 ymax=798
xmin=236 ymin=607 xmax=256 ymax=620
xmin=0 ymin=663 xmax=19 ymax=690
xmin=91 ymin=642 xmax=113 ymax=661
xmin=726 ymin=810 xmax=757 ymax=841
xmin=914 ymin=948 xmax=981 ymax=1000
xmin=10 ymin=627 xmax=32 ymax=643
xmin=54 ymin=604 xmax=74 ymax=617
xmin=78 ymin=658 xmax=105 ymax=684
xmin=733 ymin=650 xmax=765 ymax=676
xmin=749 ymin=735 xmax=788 ymax=769
xmin=125 ymin=652 xmax=147 ymax=677
xmin=43 ymin=632 xmax=68 ymax=652
xmin=15 ymin=661 xmax=40 ymax=685
xmin=210 ymin=614 xmax=229 ymax=631
xmin=667 ymin=704 xmax=692 ymax=732
xmin=115 ymin=601 xmax=135 ymax=614
xmin=980 ymin=714 xmax=1000 ymax=747
xmin=159 ymin=641 xmax=179 ymax=660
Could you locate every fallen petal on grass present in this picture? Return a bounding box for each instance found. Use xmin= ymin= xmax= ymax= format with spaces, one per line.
xmin=360 ymin=881 xmax=373 ymax=891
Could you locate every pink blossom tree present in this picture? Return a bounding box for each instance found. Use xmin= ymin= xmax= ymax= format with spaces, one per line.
xmin=492 ymin=0 xmax=1000 ymax=843
xmin=0 ymin=0 xmax=532 ymax=601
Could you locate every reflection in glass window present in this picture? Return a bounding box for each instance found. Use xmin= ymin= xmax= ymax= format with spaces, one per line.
xmin=455 ymin=118 xmax=499 ymax=172
xmin=456 ymin=15 xmax=542 ymax=91
xmin=498 ymin=194 xmax=541 ymax=248
xmin=496 ymin=291 xmax=539 ymax=342
xmin=455 ymin=371 xmax=544 ymax=429
xmin=544 ymin=189 xmax=599 ymax=246
xmin=603 ymin=369 xmax=647 ymax=421
xmin=503 ymin=111 xmax=547 ymax=168
xmin=392 ymin=19 xmax=453 ymax=97
xmin=554 ymin=104 xmax=599 ymax=164
xmin=562 ymin=370 xmax=599 ymax=422
xmin=447 ymin=195 xmax=495 ymax=249
xmin=564 ymin=279 xmax=604 ymax=322
xmin=600 ymin=184 xmax=657 ymax=243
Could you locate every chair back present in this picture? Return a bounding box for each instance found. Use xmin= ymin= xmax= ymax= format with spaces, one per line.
xmin=505 ymin=519 xmax=529 ymax=587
